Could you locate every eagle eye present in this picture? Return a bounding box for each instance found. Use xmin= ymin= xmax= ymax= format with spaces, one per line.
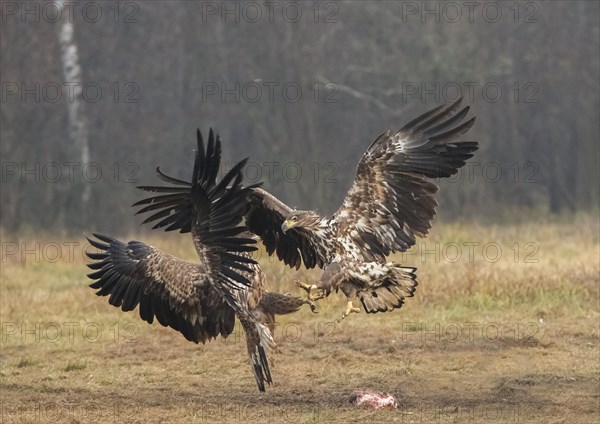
xmin=291 ymin=215 xmax=298 ymax=221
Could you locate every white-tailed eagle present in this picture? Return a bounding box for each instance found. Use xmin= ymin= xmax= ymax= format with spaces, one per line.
xmin=86 ymin=131 xmax=314 ymax=391
xmin=136 ymin=98 xmax=477 ymax=321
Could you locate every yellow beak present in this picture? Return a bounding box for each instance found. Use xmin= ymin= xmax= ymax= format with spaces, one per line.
xmin=281 ymin=220 xmax=294 ymax=233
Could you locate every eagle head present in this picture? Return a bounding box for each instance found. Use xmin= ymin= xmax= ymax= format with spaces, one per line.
xmin=281 ymin=210 xmax=321 ymax=233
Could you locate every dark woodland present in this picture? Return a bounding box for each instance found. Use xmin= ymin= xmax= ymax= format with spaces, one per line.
xmin=1 ymin=1 xmax=598 ymax=234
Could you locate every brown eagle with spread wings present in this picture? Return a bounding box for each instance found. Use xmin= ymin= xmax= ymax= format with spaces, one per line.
xmin=85 ymin=131 xmax=314 ymax=391
xmin=137 ymin=98 xmax=477 ymax=321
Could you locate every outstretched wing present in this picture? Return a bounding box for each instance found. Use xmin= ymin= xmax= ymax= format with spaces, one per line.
xmin=131 ymin=129 xmax=276 ymax=391
xmin=86 ymin=234 xmax=235 ymax=343
xmin=133 ymin=129 xmax=225 ymax=234
xmin=188 ymin=131 xmax=259 ymax=297
xmin=332 ymin=97 xmax=478 ymax=255
xmin=87 ymin=129 xmax=258 ymax=343
xmin=135 ymin=133 xmax=325 ymax=270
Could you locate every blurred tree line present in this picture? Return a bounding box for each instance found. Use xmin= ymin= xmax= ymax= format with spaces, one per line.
xmin=1 ymin=1 xmax=598 ymax=235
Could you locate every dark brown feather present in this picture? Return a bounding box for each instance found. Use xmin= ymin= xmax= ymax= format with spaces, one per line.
xmin=85 ymin=235 xmax=233 ymax=343
xmin=332 ymin=97 xmax=478 ymax=256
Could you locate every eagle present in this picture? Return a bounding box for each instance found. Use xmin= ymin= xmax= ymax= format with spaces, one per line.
xmin=85 ymin=131 xmax=314 ymax=392
xmin=136 ymin=97 xmax=478 ymax=322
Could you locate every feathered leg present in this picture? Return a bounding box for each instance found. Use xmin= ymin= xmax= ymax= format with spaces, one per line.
xmin=257 ymin=291 xmax=318 ymax=314
xmin=253 ymin=291 xmax=317 ymax=343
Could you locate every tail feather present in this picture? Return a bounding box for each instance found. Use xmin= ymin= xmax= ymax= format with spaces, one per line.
xmin=359 ymin=265 xmax=418 ymax=313
xmin=241 ymin=319 xmax=276 ymax=392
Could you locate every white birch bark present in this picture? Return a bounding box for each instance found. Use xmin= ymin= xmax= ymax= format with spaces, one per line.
xmin=56 ymin=0 xmax=90 ymax=204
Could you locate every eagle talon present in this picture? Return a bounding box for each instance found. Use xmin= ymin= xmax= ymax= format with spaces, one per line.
xmin=336 ymin=301 xmax=361 ymax=323
xmin=295 ymin=278 xmax=317 ymax=299
xmin=294 ymin=278 xmax=313 ymax=293
xmin=306 ymin=299 xmax=319 ymax=313
xmin=294 ymin=279 xmax=327 ymax=310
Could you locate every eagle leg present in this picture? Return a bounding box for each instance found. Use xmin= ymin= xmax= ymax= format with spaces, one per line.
xmin=279 ymin=292 xmax=318 ymax=313
xmin=304 ymin=298 xmax=319 ymax=313
xmin=336 ymin=301 xmax=361 ymax=323
xmin=294 ymin=278 xmax=314 ymax=293
xmin=294 ymin=279 xmax=327 ymax=304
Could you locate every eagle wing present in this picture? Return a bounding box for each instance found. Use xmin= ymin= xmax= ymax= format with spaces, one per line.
xmin=244 ymin=187 xmax=325 ymax=269
xmin=86 ymin=130 xmax=257 ymax=341
xmin=135 ymin=134 xmax=324 ymax=270
xmin=124 ymin=129 xmax=276 ymax=391
xmin=86 ymin=234 xmax=235 ymax=343
xmin=331 ymin=97 xmax=478 ymax=255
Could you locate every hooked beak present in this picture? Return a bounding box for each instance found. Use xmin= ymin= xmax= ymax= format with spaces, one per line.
xmin=281 ymin=220 xmax=293 ymax=233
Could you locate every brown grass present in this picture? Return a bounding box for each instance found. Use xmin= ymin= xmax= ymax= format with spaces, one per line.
xmin=1 ymin=218 xmax=599 ymax=423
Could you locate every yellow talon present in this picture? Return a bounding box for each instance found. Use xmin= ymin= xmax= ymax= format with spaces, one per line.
xmin=294 ymin=279 xmax=326 ymax=304
xmin=305 ymin=298 xmax=319 ymax=313
xmin=336 ymin=301 xmax=361 ymax=323
xmin=294 ymin=278 xmax=316 ymax=294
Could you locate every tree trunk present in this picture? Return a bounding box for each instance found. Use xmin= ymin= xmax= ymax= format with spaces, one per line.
xmin=56 ymin=0 xmax=90 ymax=227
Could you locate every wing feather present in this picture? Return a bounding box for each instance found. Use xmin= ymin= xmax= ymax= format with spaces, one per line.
xmin=245 ymin=188 xmax=325 ymax=269
xmin=87 ymin=129 xmax=261 ymax=344
xmin=134 ymin=149 xmax=324 ymax=270
xmin=332 ymin=97 xmax=478 ymax=255
xmin=86 ymin=235 xmax=232 ymax=343
xmin=131 ymin=128 xmax=277 ymax=391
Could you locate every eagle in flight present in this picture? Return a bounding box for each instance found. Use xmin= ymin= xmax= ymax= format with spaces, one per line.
xmin=85 ymin=131 xmax=314 ymax=391
xmin=137 ymin=97 xmax=477 ymax=322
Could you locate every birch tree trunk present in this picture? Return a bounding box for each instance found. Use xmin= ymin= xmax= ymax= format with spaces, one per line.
xmin=55 ymin=0 xmax=90 ymax=226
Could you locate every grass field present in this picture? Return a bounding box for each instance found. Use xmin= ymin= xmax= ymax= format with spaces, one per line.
xmin=1 ymin=216 xmax=599 ymax=423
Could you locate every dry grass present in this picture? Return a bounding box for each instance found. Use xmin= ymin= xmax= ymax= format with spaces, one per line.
xmin=1 ymin=217 xmax=599 ymax=423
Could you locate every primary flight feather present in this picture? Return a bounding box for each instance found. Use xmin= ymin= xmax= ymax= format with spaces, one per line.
xmin=86 ymin=130 xmax=314 ymax=391
xmin=137 ymin=98 xmax=478 ymax=321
